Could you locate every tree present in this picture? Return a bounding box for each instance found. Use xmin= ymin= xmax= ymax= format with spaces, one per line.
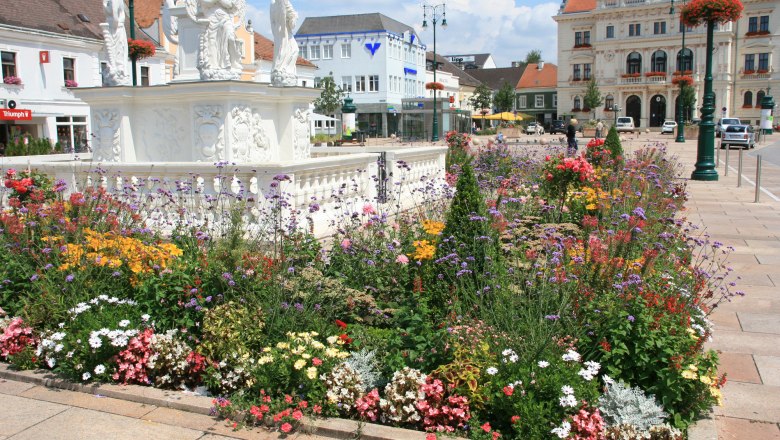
xmin=494 ymin=82 xmax=515 ymax=113
xmin=680 ymin=84 xmax=697 ymax=122
xmin=469 ymin=83 xmax=493 ymax=128
xmin=313 ymin=76 xmax=343 ymax=116
xmin=524 ymin=50 xmax=543 ymax=65
xmin=582 ymin=78 xmax=604 ymax=120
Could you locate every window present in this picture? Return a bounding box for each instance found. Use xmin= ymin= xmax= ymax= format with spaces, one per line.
xmin=575 ymin=32 xmax=582 ymax=46
xmin=606 ymin=25 xmax=614 ymax=38
xmin=744 ymin=54 xmax=755 ymax=71
xmin=629 ymin=23 xmax=641 ymax=36
xmin=743 ymin=91 xmax=753 ymax=107
xmin=627 ymin=52 xmax=642 ymax=74
xmin=140 ymin=66 xmax=149 ymax=86
xmin=309 ymin=45 xmax=320 ymax=60
xmin=518 ymin=95 xmax=527 ymax=108
xmin=553 ymin=94 xmax=557 ymax=107
xmin=314 ymin=77 xmax=323 ymax=88
xmin=573 ymin=96 xmax=582 ymax=110
xmin=584 ymin=63 xmax=591 ymax=80
xmin=573 ymin=64 xmax=581 ymax=80
xmin=679 ymin=22 xmax=693 ymax=33
xmin=323 ymin=44 xmax=333 ymax=59
xmin=758 ymin=53 xmax=769 ymax=71
xmin=654 ymin=22 xmax=667 ymax=35
xmin=56 ymin=116 xmax=88 ymax=153
xmin=369 ymin=75 xmax=379 ymax=92
xmin=1 ymin=51 xmax=17 ymax=79
xmin=756 ymin=90 xmax=766 ymax=106
xmin=341 ymin=76 xmax=352 ymax=93
xmin=341 ymin=43 xmax=351 ymax=58
xmin=63 ymin=57 xmax=75 ymax=82
xmin=101 ymin=62 xmax=109 ymax=86
xmin=605 ymin=94 xmax=614 ymax=110
xmin=535 ymin=95 xmax=545 ymax=108
xmin=760 ymin=16 xmax=769 ymax=32
xmin=651 ymin=50 xmax=667 ymax=72
xmin=749 ymin=17 xmax=758 ymax=33
xmin=677 ymin=48 xmax=693 ymax=71
xmin=584 ymin=31 xmax=590 ymax=45
xmin=355 ymin=75 xmax=366 ymax=92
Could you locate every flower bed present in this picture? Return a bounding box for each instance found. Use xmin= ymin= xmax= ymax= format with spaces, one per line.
xmin=0 ymin=136 xmax=738 ymax=439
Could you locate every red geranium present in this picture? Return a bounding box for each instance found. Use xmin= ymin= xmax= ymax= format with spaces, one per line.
xmin=425 ymin=81 xmax=445 ymax=91
xmin=127 ymin=38 xmax=156 ymax=60
xmin=681 ymin=0 xmax=743 ymax=27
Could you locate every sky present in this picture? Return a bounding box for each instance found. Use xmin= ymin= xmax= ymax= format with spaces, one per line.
xmin=247 ymin=0 xmax=561 ymax=66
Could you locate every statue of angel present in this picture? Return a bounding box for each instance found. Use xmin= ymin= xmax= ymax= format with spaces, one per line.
xmin=185 ymin=0 xmax=245 ymax=80
xmin=101 ymin=0 xmax=129 ymax=85
xmin=270 ymin=0 xmax=299 ymax=86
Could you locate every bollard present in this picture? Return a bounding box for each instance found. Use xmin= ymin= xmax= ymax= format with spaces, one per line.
xmin=716 ymin=140 xmax=721 ymax=164
xmin=738 ymin=148 xmax=743 ymax=187
xmin=755 ymin=155 xmax=762 ymax=203
xmin=724 ymin=145 xmax=730 ymax=176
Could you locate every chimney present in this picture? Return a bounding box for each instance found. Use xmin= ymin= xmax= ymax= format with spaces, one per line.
xmin=538 ymin=61 xmax=545 ymax=70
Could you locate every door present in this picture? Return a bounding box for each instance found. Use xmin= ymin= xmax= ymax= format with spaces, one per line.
xmin=650 ymin=95 xmax=666 ymax=127
xmin=626 ymin=95 xmax=642 ymax=128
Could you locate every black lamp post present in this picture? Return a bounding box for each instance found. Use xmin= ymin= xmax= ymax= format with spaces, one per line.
xmin=423 ymin=3 xmax=447 ymax=142
xmin=671 ymin=0 xmax=686 ymax=142
xmin=129 ymin=0 xmax=137 ymax=86
xmin=691 ymin=19 xmax=718 ymax=181
xmin=613 ymin=104 xmax=620 ymax=126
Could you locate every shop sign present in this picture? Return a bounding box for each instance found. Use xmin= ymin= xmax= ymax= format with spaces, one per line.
xmin=0 ymin=109 xmax=33 ymax=121
xmin=40 ymin=51 xmax=50 ymax=63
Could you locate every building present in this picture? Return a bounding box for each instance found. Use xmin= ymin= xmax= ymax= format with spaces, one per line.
xmin=443 ymin=53 xmax=497 ymax=70
xmin=0 ymin=0 xmax=168 ymax=151
xmin=554 ymin=0 xmax=779 ymax=128
xmin=295 ymin=13 xmax=428 ymax=137
xmin=425 ymin=52 xmax=481 ymax=109
xmin=516 ymin=62 xmax=559 ymax=125
xmin=253 ymin=32 xmax=318 ymax=87
xmin=468 ymin=66 xmax=526 ymax=111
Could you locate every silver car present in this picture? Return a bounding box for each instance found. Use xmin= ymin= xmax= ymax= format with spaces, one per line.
xmin=721 ymin=124 xmax=755 ymax=149
xmin=716 ymin=118 xmax=742 ymax=138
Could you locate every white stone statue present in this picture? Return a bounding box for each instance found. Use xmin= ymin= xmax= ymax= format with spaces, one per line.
xmin=162 ymin=0 xmax=181 ymax=76
xmin=185 ymin=0 xmax=245 ymax=80
xmin=270 ymin=0 xmax=299 ymax=87
xmin=100 ymin=0 xmax=129 ymax=86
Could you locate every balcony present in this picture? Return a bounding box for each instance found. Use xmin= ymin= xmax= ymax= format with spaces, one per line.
xmin=740 ymin=68 xmax=772 ymax=80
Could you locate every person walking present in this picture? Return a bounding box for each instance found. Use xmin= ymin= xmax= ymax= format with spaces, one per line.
xmin=567 ymin=118 xmax=578 ymax=155
xmin=596 ymin=120 xmax=604 ymax=139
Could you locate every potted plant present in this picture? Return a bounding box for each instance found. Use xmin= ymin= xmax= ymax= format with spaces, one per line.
xmin=671 ymin=75 xmax=694 ymax=86
xmin=127 ymin=38 xmax=156 ymax=60
xmin=3 ymin=76 xmax=22 ymax=86
xmin=425 ymin=82 xmax=444 ymax=91
xmin=681 ymin=0 xmax=743 ymax=27
xmin=65 ymin=79 xmax=78 ymax=88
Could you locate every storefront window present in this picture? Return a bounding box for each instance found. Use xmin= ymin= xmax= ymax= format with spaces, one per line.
xmin=56 ymin=116 xmax=88 ymax=152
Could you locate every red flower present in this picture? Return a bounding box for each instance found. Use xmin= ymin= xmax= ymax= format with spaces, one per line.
xmin=339 ymin=333 xmax=353 ymax=344
xmin=503 ymin=386 xmax=514 ymax=396
xmin=280 ymin=423 xmax=293 ymax=433
xmin=292 ymin=409 xmax=303 ymax=420
xmin=511 ymin=415 xmax=521 ymax=424
xmin=335 ymin=319 xmax=347 ymax=329
xmin=482 ymin=422 xmax=492 ymax=432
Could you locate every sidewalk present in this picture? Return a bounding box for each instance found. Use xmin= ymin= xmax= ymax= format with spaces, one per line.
xmin=651 ymin=133 xmax=780 ymax=440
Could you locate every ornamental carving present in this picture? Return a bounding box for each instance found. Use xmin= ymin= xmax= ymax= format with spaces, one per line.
xmin=231 ymin=106 xmax=271 ymax=162
xmin=194 ymin=105 xmax=225 ymax=161
xmin=140 ymin=107 xmax=186 ymax=161
xmin=292 ymin=108 xmax=311 ymax=160
xmin=92 ymin=109 xmax=121 ymax=162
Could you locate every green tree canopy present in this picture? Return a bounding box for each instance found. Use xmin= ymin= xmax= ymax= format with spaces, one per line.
xmin=494 ymin=81 xmax=516 ymax=113
xmin=681 ymin=84 xmax=697 ymax=122
xmin=583 ymin=78 xmax=604 ymax=120
xmin=313 ymin=76 xmax=344 ymax=115
xmin=469 ymin=83 xmax=493 ymax=114
xmin=524 ymin=50 xmax=543 ymax=65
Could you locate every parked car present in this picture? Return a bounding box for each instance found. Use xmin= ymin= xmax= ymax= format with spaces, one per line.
xmin=550 ymin=120 xmax=566 ymax=134
xmin=716 ymin=118 xmax=742 ymax=137
xmin=615 ymin=116 xmax=635 ymax=133
xmin=661 ymin=120 xmax=678 ymax=134
xmin=721 ymin=124 xmax=755 ymax=149
xmin=524 ymin=122 xmax=545 ymax=135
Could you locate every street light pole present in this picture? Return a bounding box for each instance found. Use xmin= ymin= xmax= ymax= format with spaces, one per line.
xmin=129 ymin=0 xmax=137 ymax=86
xmin=423 ymin=3 xmax=447 ymax=142
xmin=671 ymin=0 xmax=686 ymax=142
xmin=691 ymin=20 xmax=718 ymax=181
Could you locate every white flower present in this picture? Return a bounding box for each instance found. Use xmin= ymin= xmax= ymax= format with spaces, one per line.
xmin=88 ymin=336 xmax=102 ymax=349
xmin=82 ymin=372 xmax=91 ymax=381
xmin=551 ymin=421 xmax=572 ymax=438
xmin=47 ymin=358 xmax=56 ymax=368
xmin=118 ymin=320 xmax=130 ymax=328
xmin=54 ymin=344 xmax=64 ymax=353
xmin=559 ymin=394 xmax=578 ymax=407
xmin=509 ymin=354 xmax=519 ymax=363
xmin=584 ymin=361 xmax=600 ymax=372
xmin=538 ymin=360 xmax=550 ymax=368
xmin=561 ymin=385 xmax=574 ymax=395
xmin=94 ymin=364 xmax=106 ymax=375
xmin=562 ymin=349 xmax=581 ymax=362
xmin=578 ymin=369 xmax=595 ymax=381
xmin=603 ymin=375 xmax=615 ymax=385
xmin=141 ymin=314 xmax=151 ymax=322
xmin=486 ymin=367 xmax=498 ymax=376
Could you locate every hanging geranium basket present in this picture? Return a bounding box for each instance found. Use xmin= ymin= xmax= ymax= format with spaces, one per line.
xmin=681 ymin=0 xmax=743 ymax=27
xmin=127 ymin=38 xmax=156 ymax=60
xmin=425 ymin=82 xmax=444 ymax=91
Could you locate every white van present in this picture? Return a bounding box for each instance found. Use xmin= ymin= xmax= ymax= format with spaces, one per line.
xmin=616 ymin=117 xmax=635 ymax=133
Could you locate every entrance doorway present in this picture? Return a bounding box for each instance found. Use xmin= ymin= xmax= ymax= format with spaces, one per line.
xmin=626 ymin=95 xmax=642 ymax=127
xmin=649 ymin=95 xmax=666 ymax=127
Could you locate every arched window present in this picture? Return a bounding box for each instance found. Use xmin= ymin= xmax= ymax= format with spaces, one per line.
xmin=574 ymin=96 xmax=582 ymax=110
xmin=651 ymin=50 xmax=667 ymax=72
xmin=756 ymin=90 xmax=766 ymax=107
xmin=743 ymin=91 xmax=753 ymax=107
xmin=676 ymin=48 xmax=693 ymax=72
xmin=605 ymin=94 xmax=614 ymax=110
xmin=627 ymin=52 xmax=642 ymax=74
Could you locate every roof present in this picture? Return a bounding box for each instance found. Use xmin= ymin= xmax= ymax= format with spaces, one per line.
xmin=517 ymin=63 xmax=558 ymax=89
xmin=562 ymin=0 xmax=597 ymax=14
xmin=254 ymin=32 xmax=317 ymax=68
xmin=295 ymin=13 xmax=420 ymax=41
xmin=467 ymin=67 xmax=526 ymax=90
xmin=135 ymin=0 xmax=162 ymax=29
xmin=442 ymin=53 xmax=493 ymax=69
xmin=426 ymin=52 xmax=481 ymax=88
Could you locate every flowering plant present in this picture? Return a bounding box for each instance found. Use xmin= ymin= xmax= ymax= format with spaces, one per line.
xmin=681 ymin=0 xmax=743 ymax=27
xmin=113 ymin=327 xmax=154 ymax=384
xmin=148 ymin=329 xmax=207 ymax=389
xmin=743 ymin=69 xmax=756 ymax=75
xmin=621 ymin=73 xmax=640 ymax=78
xmin=3 ymin=76 xmax=22 ymax=85
xmin=0 ymin=317 xmax=37 ymax=360
xmin=425 ymin=82 xmax=445 ymax=91
xmin=127 ymin=38 xmax=156 ymax=60
xmin=745 ymin=30 xmax=770 ymax=37
xmin=671 ymin=75 xmax=694 ymax=86
xmin=3 ymin=168 xmax=54 ymax=204
xmin=644 ymin=71 xmax=666 ymax=77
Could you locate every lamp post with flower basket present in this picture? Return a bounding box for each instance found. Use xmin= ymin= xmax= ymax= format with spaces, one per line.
xmin=682 ymin=0 xmax=743 ymax=181
xmin=423 ymin=2 xmax=447 ymax=142
xmin=671 ymin=0 xmax=688 ymax=143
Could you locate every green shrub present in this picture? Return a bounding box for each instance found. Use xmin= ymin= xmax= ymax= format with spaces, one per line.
xmin=604 ymin=126 xmax=623 ymax=160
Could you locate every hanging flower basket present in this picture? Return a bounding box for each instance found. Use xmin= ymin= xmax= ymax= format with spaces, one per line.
xmin=127 ymin=38 xmax=156 ymax=60
xmin=64 ymin=79 xmax=78 ymax=88
xmin=3 ymin=76 xmax=22 ymax=85
xmin=681 ymin=0 xmax=743 ymax=27
xmin=672 ymin=75 xmax=694 ymax=86
xmin=425 ymin=82 xmax=444 ymax=91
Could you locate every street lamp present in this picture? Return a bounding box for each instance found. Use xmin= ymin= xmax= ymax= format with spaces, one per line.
xmin=613 ymin=104 xmax=620 ymax=127
xmin=422 ymin=2 xmax=447 ymax=142
xmin=129 ymin=0 xmax=137 ymax=86
xmin=671 ymin=0 xmax=686 ymax=142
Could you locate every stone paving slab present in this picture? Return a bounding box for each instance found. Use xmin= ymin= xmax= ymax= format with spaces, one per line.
xmin=714 ymin=297 xmax=780 ymax=314
xmin=713 ymin=381 xmax=780 ymax=423
xmin=142 ymin=406 xmax=218 ymax=432
xmin=18 ymin=385 xmax=157 ymax=419
xmin=715 ymin=416 xmax=780 ymax=440
xmin=0 ymin=379 xmax=35 ymax=397
xmin=754 ymin=356 xmax=780 ymax=387
xmin=737 ymin=312 xmax=780 ymax=335
xmin=0 ymin=394 xmax=67 ymax=437
xmin=709 ymin=311 xmax=741 ymax=332
xmin=707 ymin=329 xmax=780 ymax=356
xmin=715 ymin=353 xmax=761 ymax=384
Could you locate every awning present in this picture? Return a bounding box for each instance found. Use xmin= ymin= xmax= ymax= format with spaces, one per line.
xmin=311 ymin=113 xmax=340 ymax=122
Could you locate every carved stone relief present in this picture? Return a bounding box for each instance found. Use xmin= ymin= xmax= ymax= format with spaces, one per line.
xmin=92 ymin=109 xmax=121 ymax=162
xmin=231 ymin=106 xmax=271 ymax=162
xmin=139 ymin=107 xmax=186 ymax=161
xmin=194 ymin=105 xmax=225 ymax=161
xmin=292 ymin=108 xmax=311 ymax=160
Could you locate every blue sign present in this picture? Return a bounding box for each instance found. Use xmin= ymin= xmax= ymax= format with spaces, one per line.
xmin=410 ymin=34 xmax=416 ymax=45
xmin=404 ymin=68 xmax=417 ymax=75
xmin=365 ymin=42 xmax=381 ymax=56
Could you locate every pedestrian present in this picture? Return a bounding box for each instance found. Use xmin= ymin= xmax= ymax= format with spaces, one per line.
xmin=567 ymin=118 xmax=578 ymax=155
xmin=596 ymin=120 xmax=604 ymax=139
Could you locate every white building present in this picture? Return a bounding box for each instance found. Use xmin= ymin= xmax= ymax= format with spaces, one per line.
xmin=295 ymin=13 xmax=428 ymax=137
xmin=554 ymin=0 xmax=779 ymax=128
xmin=0 ymin=0 xmax=169 ymax=151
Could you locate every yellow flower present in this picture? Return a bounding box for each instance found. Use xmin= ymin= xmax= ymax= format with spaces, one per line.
xmin=326 ymin=336 xmax=338 ymax=345
xmin=682 ymin=370 xmax=697 ymax=380
xmin=276 ymin=342 xmax=290 ymax=350
xmin=686 ymin=364 xmax=698 ymax=372
xmin=302 ymin=353 xmax=312 ymax=359
xmin=412 ymin=240 xmax=436 ymax=261
xmin=257 ymin=355 xmax=273 ymax=365
xmin=699 ymin=375 xmax=713 ymax=385
xmin=311 ymin=341 xmax=325 ymax=350
xmin=710 ymin=387 xmax=724 ymax=405
xmin=422 ymin=220 xmax=445 ymax=235
xmin=306 ymin=367 xmax=318 ymax=380
xmin=293 ymin=359 xmax=306 ymax=370
xmin=325 ymin=347 xmax=339 ymax=358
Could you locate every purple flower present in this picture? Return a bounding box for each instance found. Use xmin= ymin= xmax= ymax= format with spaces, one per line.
xmin=30 ymin=274 xmax=39 ymax=281
xmin=112 ymin=271 xmax=121 ymax=277
xmin=65 ymin=274 xmax=75 ymax=282
xmin=281 ymin=302 xmax=290 ymax=310
xmin=294 ymin=303 xmax=304 ymax=311
xmin=545 ymin=314 xmax=561 ymax=321
xmin=627 ymin=315 xmax=635 ymax=322
xmin=632 ymin=207 xmax=647 ymax=220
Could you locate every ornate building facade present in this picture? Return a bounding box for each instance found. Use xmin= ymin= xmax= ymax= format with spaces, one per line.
xmin=555 ymin=0 xmax=778 ymax=128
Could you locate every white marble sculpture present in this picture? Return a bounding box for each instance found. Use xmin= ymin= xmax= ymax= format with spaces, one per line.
xmin=100 ymin=0 xmax=130 ymax=86
xmin=270 ymin=0 xmax=299 ymax=87
xmin=292 ymin=108 xmax=311 ymax=159
xmin=185 ymin=0 xmax=245 ymax=80
xmin=162 ymin=0 xmax=181 ymax=77
xmin=92 ymin=109 xmax=121 ymax=161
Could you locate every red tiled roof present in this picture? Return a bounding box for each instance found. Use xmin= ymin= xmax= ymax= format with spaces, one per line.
xmin=563 ymin=0 xmax=597 ymax=14
xmin=254 ymin=33 xmax=316 ymax=68
xmin=517 ymin=63 xmax=558 ymax=89
xmin=135 ymin=0 xmax=163 ymax=29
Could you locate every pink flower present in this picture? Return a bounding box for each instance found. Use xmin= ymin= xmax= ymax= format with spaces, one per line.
xmin=280 ymin=422 xmax=293 ymax=433
xmin=292 ymin=409 xmax=303 ymax=420
xmin=362 ymin=203 xmax=376 ymax=215
xmin=312 ymin=357 xmax=322 ymax=366
xmin=482 ymin=422 xmax=492 ymax=432
xmin=503 ymin=385 xmax=514 ymax=396
xmin=340 ymin=239 xmax=351 ymax=250
xmin=396 ymin=254 xmax=409 ymax=264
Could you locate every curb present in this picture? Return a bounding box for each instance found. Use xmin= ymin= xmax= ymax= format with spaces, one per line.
xmin=0 ymin=364 xmax=428 ymax=440
xmin=686 ymin=411 xmax=718 ymax=440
